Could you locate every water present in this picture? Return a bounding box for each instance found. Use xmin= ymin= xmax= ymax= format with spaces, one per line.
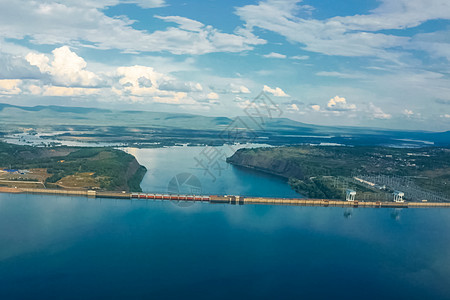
xmin=1 ymin=143 xmax=449 ymax=299
xmin=3 ymin=132 xmax=125 ymax=147
xmin=0 ymin=193 xmax=449 ymax=299
xmin=124 ymin=145 xmax=300 ymax=198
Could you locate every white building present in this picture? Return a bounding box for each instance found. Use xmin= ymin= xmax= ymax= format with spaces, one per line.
xmin=346 ymin=189 xmax=356 ymax=202
xmin=393 ymin=191 xmax=405 ymax=203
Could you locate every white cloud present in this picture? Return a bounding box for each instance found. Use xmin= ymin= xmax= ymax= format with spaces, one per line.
xmin=116 ymin=65 xmax=167 ymax=96
xmin=263 ymin=85 xmax=289 ymax=97
xmin=291 ymin=55 xmax=309 ymax=60
xmin=43 ymin=86 xmax=99 ymax=96
xmin=0 ymin=1 xmax=265 ymax=55
xmin=316 ymin=71 xmax=362 ymax=79
xmin=153 ymin=93 xmax=196 ymax=105
xmin=230 ymin=84 xmax=251 ymax=94
xmin=287 ymin=103 xmax=299 ymax=111
xmin=123 ymin=0 xmax=166 ymax=9
xmin=369 ymin=102 xmax=391 ymax=119
xmin=27 ymin=84 xmax=42 ymax=95
xmin=441 ymin=114 xmax=450 ymax=119
xmin=327 ymin=96 xmax=356 ymax=111
xmin=155 ymin=15 xmax=204 ymax=32
xmin=311 ymin=104 xmax=321 ymax=112
xmin=403 ymin=109 xmax=414 ymax=116
xmin=0 ymin=52 xmax=43 ymax=80
xmin=26 ymin=46 xmax=100 ymax=87
xmin=263 ymin=52 xmax=287 ymax=59
xmin=62 ymin=0 xmax=166 ymax=9
xmin=114 ymin=65 xmax=204 ymax=106
xmin=207 ymin=92 xmax=219 ymax=100
xmin=0 ymin=79 xmax=22 ymax=95
xmin=410 ymin=30 xmax=450 ymax=61
xmin=158 ymin=80 xmax=203 ymax=92
xmin=236 ymin=0 xmax=450 ymax=59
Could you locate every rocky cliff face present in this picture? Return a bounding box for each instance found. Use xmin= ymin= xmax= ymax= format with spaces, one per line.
xmin=226 ymin=148 xmax=305 ymax=179
xmin=125 ymin=157 xmax=146 ymax=192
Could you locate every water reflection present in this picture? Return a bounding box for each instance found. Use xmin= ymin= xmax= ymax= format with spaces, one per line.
xmin=344 ymin=208 xmax=353 ymax=219
xmin=391 ymin=208 xmax=403 ymax=221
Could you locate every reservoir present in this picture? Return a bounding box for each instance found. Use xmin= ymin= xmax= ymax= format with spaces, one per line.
xmin=1 ymin=193 xmax=450 ymax=299
xmin=124 ymin=145 xmax=300 ymax=198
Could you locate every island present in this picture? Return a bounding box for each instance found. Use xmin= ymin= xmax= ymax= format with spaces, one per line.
xmin=0 ymin=141 xmax=146 ymax=192
xmin=227 ymin=145 xmax=450 ymax=202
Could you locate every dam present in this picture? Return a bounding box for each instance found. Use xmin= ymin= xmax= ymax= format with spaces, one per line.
xmin=1 ymin=187 xmax=450 ymax=208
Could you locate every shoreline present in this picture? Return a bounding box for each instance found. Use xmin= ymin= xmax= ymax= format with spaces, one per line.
xmin=1 ymin=187 xmax=449 ymax=208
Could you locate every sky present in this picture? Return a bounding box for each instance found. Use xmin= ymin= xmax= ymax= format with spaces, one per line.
xmin=0 ymin=0 xmax=450 ymax=131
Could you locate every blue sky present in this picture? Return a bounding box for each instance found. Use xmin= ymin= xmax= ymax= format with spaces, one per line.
xmin=0 ymin=0 xmax=450 ymax=130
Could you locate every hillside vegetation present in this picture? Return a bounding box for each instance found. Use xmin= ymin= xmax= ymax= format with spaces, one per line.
xmin=0 ymin=142 xmax=146 ymax=192
xmin=227 ymin=146 xmax=450 ymax=201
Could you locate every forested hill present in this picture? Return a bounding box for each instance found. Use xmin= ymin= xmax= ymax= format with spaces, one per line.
xmin=0 ymin=142 xmax=146 ymax=192
xmin=227 ymin=146 xmax=450 ymax=200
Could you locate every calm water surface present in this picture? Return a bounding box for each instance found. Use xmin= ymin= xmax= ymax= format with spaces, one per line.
xmin=0 ymin=194 xmax=450 ymax=299
xmin=124 ymin=145 xmax=300 ymax=198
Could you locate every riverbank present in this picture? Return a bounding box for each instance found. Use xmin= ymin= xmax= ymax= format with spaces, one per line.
xmin=2 ymin=187 xmax=450 ymax=208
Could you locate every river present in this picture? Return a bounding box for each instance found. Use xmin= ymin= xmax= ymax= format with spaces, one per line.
xmin=123 ymin=144 xmax=299 ymax=198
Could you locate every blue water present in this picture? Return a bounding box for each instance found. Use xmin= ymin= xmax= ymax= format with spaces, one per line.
xmin=124 ymin=145 xmax=300 ymax=198
xmin=1 ymin=193 xmax=450 ymax=299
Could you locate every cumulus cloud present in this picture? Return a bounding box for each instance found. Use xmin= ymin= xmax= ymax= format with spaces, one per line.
xmin=287 ymin=103 xmax=299 ymax=111
xmin=26 ymin=46 xmax=100 ymax=87
xmin=207 ymin=92 xmax=219 ymax=100
xmin=403 ymin=109 xmax=414 ymax=116
xmin=369 ymin=102 xmax=391 ymax=119
xmin=27 ymin=84 xmax=42 ymax=95
xmin=263 ymin=52 xmax=287 ymax=59
xmin=113 ymin=65 xmax=203 ymax=105
xmin=230 ymin=84 xmax=251 ymax=94
xmin=116 ymin=65 xmax=167 ymax=96
xmin=0 ymin=79 xmax=22 ymax=95
xmin=0 ymin=52 xmax=43 ymax=80
xmin=209 ymin=83 xmax=252 ymax=94
xmin=311 ymin=104 xmax=321 ymax=112
xmin=326 ymin=96 xmax=356 ymax=111
xmin=263 ymin=85 xmax=289 ymax=97
xmin=0 ymin=45 xmax=211 ymax=106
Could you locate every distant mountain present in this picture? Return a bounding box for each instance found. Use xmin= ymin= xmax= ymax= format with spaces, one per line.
xmin=0 ymin=103 xmax=448 ymax=146
xmin=0 ymin=103 xmax=233 ymax=130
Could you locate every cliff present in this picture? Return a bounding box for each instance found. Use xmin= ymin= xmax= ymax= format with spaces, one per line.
xmin=125 ymin=158 xmax=146 ymax=192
